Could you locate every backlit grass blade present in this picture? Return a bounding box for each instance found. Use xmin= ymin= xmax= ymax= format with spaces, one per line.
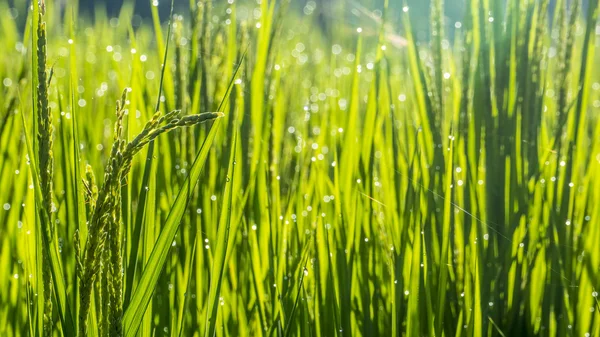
xmin=122 ymin=118 xmax=222 ymax=337
xmin=19 ymin=94 xmax=77 ymax=337
xmin=176 ymin=236 xmax=198 ymax=337
xmin=124 ymin=0 xmax=174 ymax=306
xmin=435 ymin=137 xmax=454 ymax=336
xmin=283 ymin=244 xmax=310 ymax=337
xmin=204 ymin=131 xmax=237 ymax=337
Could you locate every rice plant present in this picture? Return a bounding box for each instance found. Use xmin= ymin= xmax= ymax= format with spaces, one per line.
xmin=0 ymin=0 xmax=599 ymax=336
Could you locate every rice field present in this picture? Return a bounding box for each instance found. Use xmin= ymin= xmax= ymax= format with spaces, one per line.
xmin=0 ymin=0 xmax=599 ymax=336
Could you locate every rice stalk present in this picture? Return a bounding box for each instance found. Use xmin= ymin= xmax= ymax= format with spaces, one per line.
xmin=76 ymin=89 xmax=222 ymax=336
xmin=35 ymin=1 xmax=55 ymax=335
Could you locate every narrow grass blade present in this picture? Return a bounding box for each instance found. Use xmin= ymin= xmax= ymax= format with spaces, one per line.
xmin=18 ymin=96 xmax=77 ymax=336
xmin=204 ymin=131 xmax=237 ymax=337
xmin=122 ymin=118 xmax=222 ymax=337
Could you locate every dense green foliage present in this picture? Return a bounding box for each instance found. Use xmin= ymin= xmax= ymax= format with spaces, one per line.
xmin=0 ymin=0 xmax=599 ymax=336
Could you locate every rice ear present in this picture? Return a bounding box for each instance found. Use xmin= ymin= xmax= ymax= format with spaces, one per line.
xmin=77 ymin=89 xmax=223 ymax=336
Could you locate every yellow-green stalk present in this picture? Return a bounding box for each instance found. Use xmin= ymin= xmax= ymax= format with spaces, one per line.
xmin=36 ymin=1 xmax=54 ymax=335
